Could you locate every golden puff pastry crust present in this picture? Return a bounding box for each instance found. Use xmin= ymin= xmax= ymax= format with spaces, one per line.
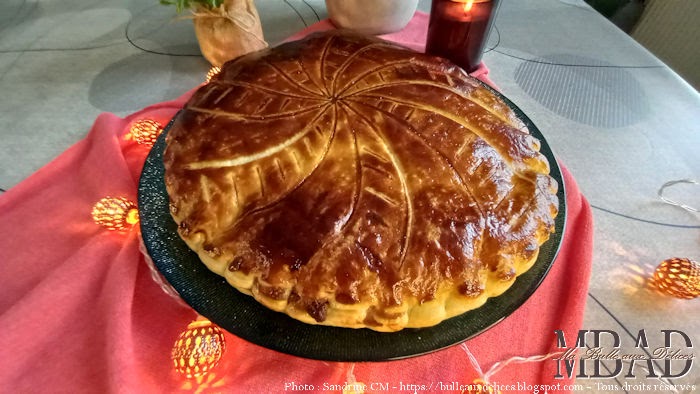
xmin=163 ymin=31 xmax=558 ymax=332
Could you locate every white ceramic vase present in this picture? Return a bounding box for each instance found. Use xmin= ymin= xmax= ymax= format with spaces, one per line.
xmin=325 ymin=0 xmax=419 ymax=35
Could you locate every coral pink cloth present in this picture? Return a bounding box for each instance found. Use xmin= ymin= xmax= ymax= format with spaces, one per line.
xmin=0 ymin=13 xmax=592 ymax=393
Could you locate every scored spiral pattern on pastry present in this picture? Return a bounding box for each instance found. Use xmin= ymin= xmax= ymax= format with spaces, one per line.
xmin=164 ymin=31 xmax=558 ymax=331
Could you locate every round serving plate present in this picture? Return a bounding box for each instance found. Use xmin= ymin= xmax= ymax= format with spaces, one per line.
xmin=138 ymin=89 xmax=566 ymax=362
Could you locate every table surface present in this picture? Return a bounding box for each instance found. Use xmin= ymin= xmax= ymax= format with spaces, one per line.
xmin=1 ymin=0 xmax=698 ymax=392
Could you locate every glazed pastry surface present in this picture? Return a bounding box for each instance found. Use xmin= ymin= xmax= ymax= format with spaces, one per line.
xmin=164 ymin=31 xmax=558 ymax=331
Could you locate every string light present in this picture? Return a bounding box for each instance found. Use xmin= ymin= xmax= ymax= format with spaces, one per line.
xmin=343 ymin=383 xmax=365 ymax=394
xmin=206 ymin=66 xmax=221 ymax=83
xmin=91 ymin=197 xmax=139 ymax=231
xmin=653 ymin=258 xmax=700 ymax=299
xmin=172 ymin=318 xmax=226 ymax=379
xmin=462 ymin=379 xmax=501 ymax=394
xmin=126 ymin=119 xmax=163 ymax=146
xmin=343 ymin=364 xmax=365 ymax=394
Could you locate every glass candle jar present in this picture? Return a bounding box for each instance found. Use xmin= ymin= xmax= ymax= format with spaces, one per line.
xmin=425 ymin=0 xmax=501 ymax=72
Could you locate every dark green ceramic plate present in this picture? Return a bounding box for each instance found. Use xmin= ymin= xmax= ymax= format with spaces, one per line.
xmin=138 ymin=90 xmax=566 ymax=362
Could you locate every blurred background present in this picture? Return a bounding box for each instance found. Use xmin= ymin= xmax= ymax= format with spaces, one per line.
xmin=585 ymin=0 xmax=699 ymax=90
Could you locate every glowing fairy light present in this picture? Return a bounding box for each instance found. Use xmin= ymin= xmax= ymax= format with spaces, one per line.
xmin=653 ymin=257 xmax=700 ymax=299
xmin=172 ymin=318 xmax=226 ymax=379
xmin=127 ymin=119 xmax=163 ymax=146
xmin=91 ymin=196 xmax=139 ymax=231
xmin=206 ymin=66 xmax=221 ymax=83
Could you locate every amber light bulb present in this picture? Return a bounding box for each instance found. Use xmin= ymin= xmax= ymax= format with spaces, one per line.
xmin=206 ymin=66 xmax=221 ymax=83
xmin=172 ymin=318 xmax=226 ymax=379
xmin=653 ymin=258 xmax=700 ymax=299
xmin=462 ymin=379 xmax=501 ymax=394
xmin=91 ymin=197 xmax=139 ymax=231
xmin=127 ymin=119 xmax=163 ymax=146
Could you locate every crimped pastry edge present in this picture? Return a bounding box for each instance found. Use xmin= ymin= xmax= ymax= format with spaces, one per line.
xmin=177 ymin=228 xmax=545 ymax=332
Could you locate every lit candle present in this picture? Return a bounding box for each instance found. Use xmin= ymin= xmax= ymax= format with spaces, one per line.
xmin=425 ymin=0 xmax=501 ymax=72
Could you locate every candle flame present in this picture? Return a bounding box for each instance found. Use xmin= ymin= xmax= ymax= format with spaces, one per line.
xmin=463 ymin=0 xmax=474 ymax=12
xmin=451 ymin=0 xmax=476 ymax=12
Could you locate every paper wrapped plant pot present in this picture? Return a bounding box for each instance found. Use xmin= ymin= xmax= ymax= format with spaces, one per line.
xmin=192 ymin=0 xmax=268 ymax=67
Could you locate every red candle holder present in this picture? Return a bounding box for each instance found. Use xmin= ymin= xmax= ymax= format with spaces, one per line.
xmin=425 ymin=0 xmax=501 ymax=73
